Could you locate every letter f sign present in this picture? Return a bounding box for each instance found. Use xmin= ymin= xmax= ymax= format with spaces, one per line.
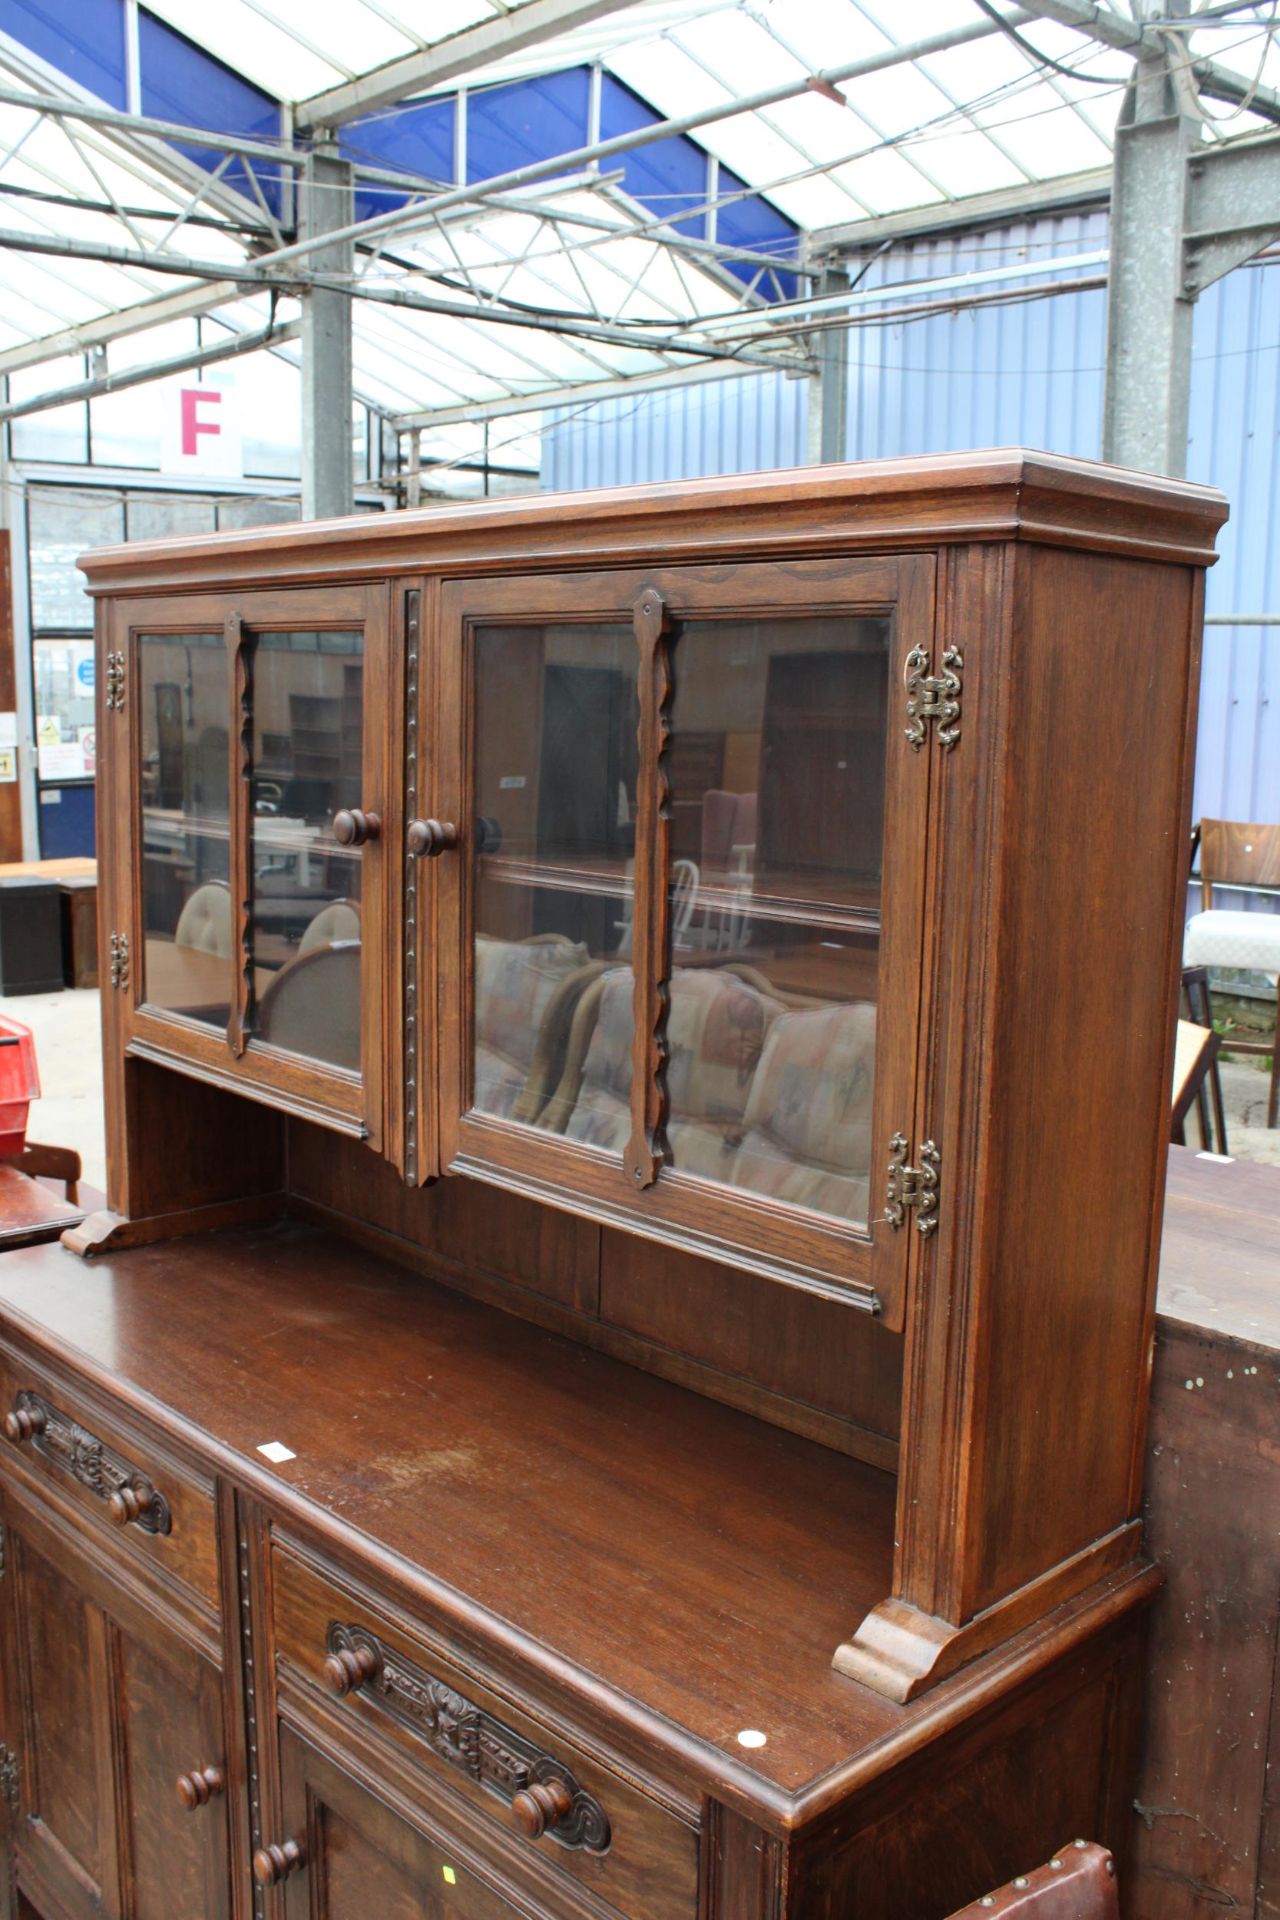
xmin=180 ymin=386 xmax=221 ymax=456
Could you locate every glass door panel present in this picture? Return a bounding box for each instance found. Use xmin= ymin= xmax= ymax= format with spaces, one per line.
xmin=137 ymin=630 xmax=230 ymax=1026
xmin=249 ymin=628 xmax=365 ymax=1071
xmin=663 ymin=614 xmax=890 ymax=1230
xmin=470 ymin=622 xmax=637 ymax=1146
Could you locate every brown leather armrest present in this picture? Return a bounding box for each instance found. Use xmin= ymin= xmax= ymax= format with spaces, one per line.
xmin=948 ymin=1841 xmax=1118 ymax=1918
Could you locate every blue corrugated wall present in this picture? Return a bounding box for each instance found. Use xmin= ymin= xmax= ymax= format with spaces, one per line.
xmin=543 ymin=208 xmax=1280 ymax=827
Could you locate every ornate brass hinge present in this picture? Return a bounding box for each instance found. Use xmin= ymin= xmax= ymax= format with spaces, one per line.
xmin=109 ymin=931 xmax=130 ymax=990
xmin=886 ymin=1132 xmax=941 ymax=1236
xmin=0 ymin=1744 xmax=18 ymax=1819
xmin=904 ymin=644 xmax=962 ymax=751
xmin=104 ymin=650 xmax=126 ymax=711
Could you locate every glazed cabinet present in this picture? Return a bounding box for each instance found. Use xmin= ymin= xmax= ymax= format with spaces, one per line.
xmin=0 ymin=452 xmax=1228 ymax=1919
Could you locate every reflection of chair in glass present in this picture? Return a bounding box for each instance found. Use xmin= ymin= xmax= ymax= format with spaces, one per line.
xmin=1183 ymin=817 xmax=1280 ymax=1128
xmin=728 ymin=1000 xmax=877 ymax=1223
xmin=473 ymin=933 xmax=593 ymax=1121
xmin=299 ymin=899 xmax=361 ymax=956
xmin=700 ymin=790 xmax=757 ymax=951
xmin=257 ymin=945 xmax=360 ymax=1070
xmin=175 ymin=880 xmax=232 ymax=956
xmin=615 ymin=858 xmax=700 ymax=955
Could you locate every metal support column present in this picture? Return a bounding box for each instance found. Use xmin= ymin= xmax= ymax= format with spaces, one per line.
xmin=806 ymin=267 xmax=849 ymax=465
xmin=300 ymin=142 xmax=354 ymax=520
xmin=1102 ymin=34 xmax=1200 ymax=476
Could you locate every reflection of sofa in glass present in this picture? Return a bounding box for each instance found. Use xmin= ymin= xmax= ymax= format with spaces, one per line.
xmin=536 ymin=964 xmax=875 ymax=1223
xmin=472 ymin=934 xmax=605 ymax=1123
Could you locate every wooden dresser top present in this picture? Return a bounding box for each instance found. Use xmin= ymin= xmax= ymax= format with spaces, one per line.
xmin=0 ymin=1219 xmax=1153 ymax=1824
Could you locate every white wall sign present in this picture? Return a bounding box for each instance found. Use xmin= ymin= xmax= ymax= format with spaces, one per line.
xmin=160 ymin=376 xmax=243 ymax=478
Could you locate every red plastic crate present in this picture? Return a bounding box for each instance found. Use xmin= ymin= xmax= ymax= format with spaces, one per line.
xmin=0 ymin=1016 xmax=39 ymax=1158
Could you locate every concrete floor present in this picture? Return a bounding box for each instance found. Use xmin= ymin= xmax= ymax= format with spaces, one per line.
xmin=1 ymin=984 xmax=1277 ymax=1199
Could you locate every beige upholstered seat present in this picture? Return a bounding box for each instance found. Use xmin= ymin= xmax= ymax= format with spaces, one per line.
xmin=472 ymin=933 xmax=594 ymax=1122
xmin=298 ymin=899 xmax=361 ymax=956
xmin=175 ymin=880 xmax=232 ymax=957
xmin=552 ymin=966 xmax=785 ymax=1176
xmin=727 ymin=999 xmax=876 ymax=1223
xmin=256 ymin=944 xmax=360 ymax=1070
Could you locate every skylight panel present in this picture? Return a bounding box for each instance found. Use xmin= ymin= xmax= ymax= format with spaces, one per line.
xmin=672 ymin=9 xmax=807 ymax=99
xmin=138 ymin=0 xmax=342 ymax=97
xmin=763 ymin=171 xmax=876 ymax=228
xmin=976 ymin=93 xmax=1113 ymax=178
xmin=902 ymin=124 xmax=1025 ymax=198
xmin=830 ymin=142 xmax=953 ymax=215
xmin=607 ymin=38 xmax=735 ymax=124
xmin=841 ymin=58 xmax=961 ymax=139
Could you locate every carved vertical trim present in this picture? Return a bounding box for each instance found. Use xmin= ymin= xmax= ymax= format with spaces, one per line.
xmin=236 ymin=1515 xmax=266 ymax=1920
xmin=403 ymin=589 xmax=422 ymax=1186
xmin=626 ymin=587 xmax=674 ymax=1190
xmin=227 ymin=613 xmax=254 ymax=1058
xmin=0 ymin=1521 xmax=6 ymax=1580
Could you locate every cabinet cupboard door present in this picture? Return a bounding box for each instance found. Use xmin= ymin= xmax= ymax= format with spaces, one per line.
xmin=0 ymin=1518 xmax=232 ymax=1920
xmin=111 ymin=586 xmax=390 ymax=1147
xmin=432 ymin=556 xmax=935 ymax=1324
xmin=274 ymin=1728 xmax=531 ymax=1920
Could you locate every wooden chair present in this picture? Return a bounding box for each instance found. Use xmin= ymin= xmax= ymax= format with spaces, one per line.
xmin=947 ymin=1840 xmax=1117 ymax=1917
xmin=1179 ymin=964 xmax=1228 ymax=1153
xmin=3 ymin=1141 xmax=81 ymax=1204
xmin=1184 ymin=818 xmax=1280 ymax=1128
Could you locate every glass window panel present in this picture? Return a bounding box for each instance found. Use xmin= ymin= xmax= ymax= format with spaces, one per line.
xmin=28 ymin=488 xmax=123 ymax=632
xmin=250 ymin=630 xmax=364 ymax=1073
xmin=471 ymin=623 xmax=637 ymax=1147
xmin=138 ymin=631 xmax=230 ymax=1027
xmin=33 ymin=639 xmax=97 ymax=781
xmin=663 ymin=614 xmax=890 ymax=1229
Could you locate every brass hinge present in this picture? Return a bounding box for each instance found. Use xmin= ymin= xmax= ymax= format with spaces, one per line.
xmin=904 ymin=644 xmax=962 ymax=751
xmin=104 ymin=650 xmax=126 ymax=711
xmin=886 ymin=1132 xmax=941 ymax=1236
xmin=109 ymin=930 xmax=130 ymax=990
xmin=0 ymin=1744 xmax=18 ymax=1819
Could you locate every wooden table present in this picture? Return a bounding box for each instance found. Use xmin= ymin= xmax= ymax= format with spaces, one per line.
xmin=0 ymin=1164 xmax=85 ymax=1249
xmin=1130 ymin=1148 xmax=1280 ymax=1919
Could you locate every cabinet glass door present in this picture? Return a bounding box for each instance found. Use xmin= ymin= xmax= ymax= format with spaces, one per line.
xmin=435 ymin=557 xmax=934 ymax=1321
xmin=248 ymin=626 xmax=366 ymax=1074
xmin=137 ymin=629 xmax=231 ymax=1028
xmin=121 ymin=586 xmax=388 ymax=1144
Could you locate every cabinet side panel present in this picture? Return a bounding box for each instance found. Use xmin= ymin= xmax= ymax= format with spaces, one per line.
xmin=966 ymin=546 xmax=1197 ymax=1610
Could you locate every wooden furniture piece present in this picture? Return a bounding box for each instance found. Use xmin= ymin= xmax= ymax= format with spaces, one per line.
xmin=0 ymin=1163 xmax=83 ymax=1249
xmin=0 ymin=880 xmax=61 ymax=996
xmin=59 ymin=877 xmax=99 ymax=990
xmin=1129 ymin=1145 xmax=1280 ymax=1920
xmin=1177 ymin=966 xmax=1227 ymax=1154
xmin=4 ymin=1144 xmax=81 ymax=1204
xmin=0 ymin=452 xmax=1228 ymax=1920
xmin=1169 ymin=1019 xmax=1223 ymax=1149
xmin=1184 ymin=817 xmax=1280 ymax=1128
xmin=946 ymin=1841 xmax=1118 ymax=1918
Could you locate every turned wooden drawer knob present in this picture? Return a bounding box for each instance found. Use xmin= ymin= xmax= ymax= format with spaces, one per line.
xmin=332 ymin=807 xmax=381 ymax=847
xmin=107 ymin=1483 xmax=160 ymax=1528
xmin=253 ymin=1840 xmax=306 ymax=1887
xmin=176 ymin=1764 xmax=225 ymax=1811
xmin=322 ymin=1644 xmax=381 ymax=1696
xmin=511 ymin=1779 xmax=574 ymax=1841
xmin=4 ymin=1405 xmax=46 ymax=1443
xmin=406 ymin=818 xmax=458 ymax=858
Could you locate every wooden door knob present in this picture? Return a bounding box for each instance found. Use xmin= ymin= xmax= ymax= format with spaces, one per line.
xmin=322 ymin=1644 xmax=381 ymax=1696
xmin=176 ymin=1764 xmax=225 ymax=1811
xmin=253 ymin=1840 xmax=306 ymax=1887
xmin=332 ymin=807 xmax=381 ymax=847
xmin=4 ymin=1405 xmax=46 ymax=1443
xmin=107 ymin=1482 xmax=161 ymax=1529
xmin=511 ymin=1779 xmax=574 ymax=1840
xmin=406 ymin=818 xmax=458 ymax=858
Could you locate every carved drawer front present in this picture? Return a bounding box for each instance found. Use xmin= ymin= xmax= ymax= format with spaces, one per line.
xmin=270 ymin=1539 xmax=698 ymax=1920
xmin=0 ymin=1347 xmax=218 ymax=1612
